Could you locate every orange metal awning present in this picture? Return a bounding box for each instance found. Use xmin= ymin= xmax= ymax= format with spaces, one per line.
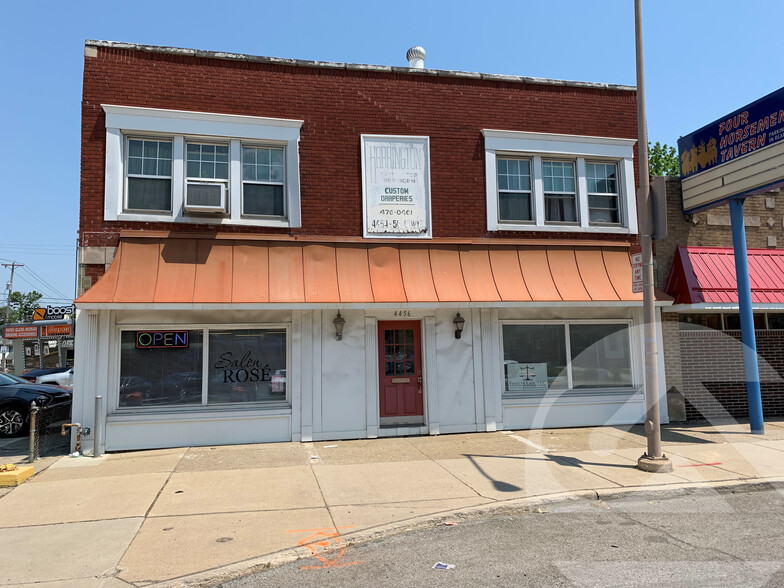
xmin=77 ymin=238 xmax=646 ymax=306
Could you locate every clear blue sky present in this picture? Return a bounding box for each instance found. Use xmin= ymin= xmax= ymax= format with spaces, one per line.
xmin=1 ymin=0 xmax=782 ymax=303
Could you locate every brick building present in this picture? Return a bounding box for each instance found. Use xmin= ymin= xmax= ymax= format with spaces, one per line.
xmin=656 ymin=177 xmax=784 ymax=421
xmin=74 ymin=41 xmax=670 ymax=451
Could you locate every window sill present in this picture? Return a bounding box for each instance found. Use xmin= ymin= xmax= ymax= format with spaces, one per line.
xmin=114 ymin=212 xmax=291 ymax=228
xmin=503 ymin=388 xmax=641 ymax=403
xmin=110 ymin=403 xmax=292 ymax=420
xmin=493 ymin=223 xmax=631 ymax=234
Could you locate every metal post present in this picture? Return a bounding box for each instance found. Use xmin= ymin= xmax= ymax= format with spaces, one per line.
xmin=28 ymin=401 xmax=38 ymax=463
xmin=94 ymin=396 xmax=103 ymax=458
xmin=730 ymin=198 xmax=765 ymax=434
xmin=634 ymin=0 xmax=671 ymax=472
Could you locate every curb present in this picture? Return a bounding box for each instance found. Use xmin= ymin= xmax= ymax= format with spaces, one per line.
xmin=151 ymin=475 xmax=784 ymax=588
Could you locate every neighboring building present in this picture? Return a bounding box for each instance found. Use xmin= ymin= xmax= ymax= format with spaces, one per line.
xmin=657 ymin=177 xmax=784 ymax=420
xmin=74 ymin=41 xmax=670 ymax=452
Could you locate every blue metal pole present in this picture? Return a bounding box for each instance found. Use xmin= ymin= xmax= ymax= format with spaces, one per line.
xmin=729 ymin=197 xmax=764 ymax=434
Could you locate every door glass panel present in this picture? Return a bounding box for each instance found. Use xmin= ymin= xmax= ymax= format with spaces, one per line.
xmin=383 ymin=328 xmax=417 ymax=376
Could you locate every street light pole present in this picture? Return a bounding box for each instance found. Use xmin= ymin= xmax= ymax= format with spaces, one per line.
xmin=634 ymin=0 xmax=672 ymax=473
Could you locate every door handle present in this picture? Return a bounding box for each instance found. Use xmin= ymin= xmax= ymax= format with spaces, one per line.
xmin=417 ymin=375 xmax=423 ymax=394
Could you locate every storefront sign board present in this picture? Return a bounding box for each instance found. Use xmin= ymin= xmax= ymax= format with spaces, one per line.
xmin=361 ymin=135 xmax=432 ymax=238
xmin=680 ymin=86 xmax=784 ymax=213
xmin=2 ymin=325 xmax=39 ymax=339
xmin=40 ymin=324 xmax=73 ymax=337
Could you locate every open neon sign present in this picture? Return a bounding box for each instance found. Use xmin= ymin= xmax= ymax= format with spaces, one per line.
xmin=136 ymin=331 xmax=189 ymax=349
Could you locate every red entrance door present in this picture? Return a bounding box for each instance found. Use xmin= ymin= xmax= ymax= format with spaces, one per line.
xmin=378 ymin=321 xmax=423 ymax=419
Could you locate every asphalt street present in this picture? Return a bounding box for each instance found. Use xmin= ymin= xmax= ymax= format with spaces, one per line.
xmin=220 ymin=486 xmax=784 ymax=588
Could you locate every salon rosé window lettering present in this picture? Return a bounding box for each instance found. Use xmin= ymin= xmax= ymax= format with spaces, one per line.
xmin=213 ymin=351 xmax=271 ymax=384
xmin=362 ymin=136 xmax=431 ymax=237
xmin=135 ymin=331 xmax=189 ymax=349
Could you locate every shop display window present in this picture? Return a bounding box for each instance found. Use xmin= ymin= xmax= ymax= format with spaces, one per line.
xmin=569 ymin=324 xmax=632 ymax=388
xmin=502 ymin=322 xmax=633 ymax=396
xmin=118 ymin=327 xmax=288 ymax=409
xmin=119 ymin=330 xmax=203 ymax=407
xmin=207 ymin=329 xmax=287 ymax=404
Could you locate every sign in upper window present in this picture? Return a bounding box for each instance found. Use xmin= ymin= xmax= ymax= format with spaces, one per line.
xmin=361 ymin=135 xmax=432 ymax=238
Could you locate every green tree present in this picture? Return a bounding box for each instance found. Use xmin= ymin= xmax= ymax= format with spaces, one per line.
xmin=648 ymin=141 xmax=680 ymax=177
xmin=1 ymin=290 xmax=43 ymax=325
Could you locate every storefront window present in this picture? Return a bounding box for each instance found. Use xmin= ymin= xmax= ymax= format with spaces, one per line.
xmin=207 ymin=329 xmax=287 ymax=404
xmin=502 ymin=324 xmax=568 ymax=392
xmin=768 ymin=313 xmax=784 ymax=330
xmin=502 ymin=322 xmax=632 ymax=395
xmin=722 ymin=313 xmax=765 ymax=331
xmin=119 ymin=330 xmax=203 ymax=407
xmin=679 ymin=314 xmax=722 ymax=330
xmin=569 ymin=324 xmax=632 ymax=388
xmin=119 ymin=327 xmax=288 ymax=408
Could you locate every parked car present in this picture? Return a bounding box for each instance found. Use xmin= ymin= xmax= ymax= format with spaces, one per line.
xmin=36 ymin=367 xmax=74 ymax=387
xmin=0 ymin=372 xmax=72 ymax=437
xmin=19 ymin=366 xmax=71 ymax=383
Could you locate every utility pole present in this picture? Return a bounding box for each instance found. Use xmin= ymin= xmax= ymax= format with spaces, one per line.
xmin=634 ymin=0 xmax=672 ymax=473
xmin=3 ymin=262 xmax=24 ymax=324
xmin=2 ymin=262 xmax=23 ymax=373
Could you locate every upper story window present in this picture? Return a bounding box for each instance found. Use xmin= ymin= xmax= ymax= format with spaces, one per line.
xmin=242 ymin=146 xmax=285 ymax=217
xmin=586 ymin=162 xmax=619 ymax=224
xmin=126 ymin=139 xmax=172 ymax=212
xmin=542 ymin=160 xmax=577 ymax=223
xmin=484 ymin=130 xmax=638 ymax=234
xmin=103 ymin=105 xmax=303 ymax=227
xmin=497 ymin=158 xmax=532 ymax=222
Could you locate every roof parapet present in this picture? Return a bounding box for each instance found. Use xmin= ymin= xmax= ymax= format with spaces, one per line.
xmin=84 ymin=39 xmax=636 ymax=92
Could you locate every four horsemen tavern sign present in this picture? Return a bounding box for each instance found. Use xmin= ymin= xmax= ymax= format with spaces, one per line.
xmin=361 ymin=135 xmax=432 ymax=238
xmin=679 ymin=86 xmax=784 ymax=214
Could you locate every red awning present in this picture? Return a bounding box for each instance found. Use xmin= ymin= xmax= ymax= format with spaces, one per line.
xmin=76 ymin=237 xmax=648 ymax=306
xmin=665 ymin=246 xmax=784 ymax=305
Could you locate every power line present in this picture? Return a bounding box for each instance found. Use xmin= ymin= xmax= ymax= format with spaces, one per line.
xmin=0 ymin=244 xmax=73 ymax=250
xmin=0 ymin=251 xmax=74 ymax=257
xmin=13 ymin=273 xmax=65 ymax=303
xmin=22 ymin=266 xmax=70 ymax=301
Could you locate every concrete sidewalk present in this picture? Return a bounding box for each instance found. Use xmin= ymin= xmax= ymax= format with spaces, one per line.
xmin=1 ymin=420 xmax=783 ymax=587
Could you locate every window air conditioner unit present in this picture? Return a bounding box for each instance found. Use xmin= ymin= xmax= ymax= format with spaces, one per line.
xmin=184 ymin=182 xmax=226 ymax=213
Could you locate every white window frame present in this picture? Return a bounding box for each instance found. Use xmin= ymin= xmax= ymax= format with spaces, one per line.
xmin=124 ymin=136 xmax=174 ymax=214
xmin=241 ymin=144 xmax=287 ymax=219
xmin=483 ymin=130 xmax=638 ymax=234
xmin=585 ymin=160 xmax=622 ymax=225
xmin=114 ymin=323 xmax=291 ymax=414
xmin=542 ymin=159 xmax=579 ymax=224
xmin=496 ymin=156 xmax=534 ymax=223
xmin=103 ymin=105 xmax=303 ymax=228
xmin=499 ymin=319 xmax=637 ymax=397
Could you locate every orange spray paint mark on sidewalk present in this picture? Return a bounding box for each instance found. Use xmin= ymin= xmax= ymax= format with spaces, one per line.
xmin=287 ymin=526 xmax=361 ymax=569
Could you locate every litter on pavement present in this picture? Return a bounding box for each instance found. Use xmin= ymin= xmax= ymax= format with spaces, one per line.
xmin=433 ymin=562 xmax=456 ymax=570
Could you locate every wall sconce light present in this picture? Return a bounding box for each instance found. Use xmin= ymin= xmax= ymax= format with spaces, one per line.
xmin=333 ymin=311 xmax=346 ymax=341
xmin=453 ymin=312 xmax=465 ymax=339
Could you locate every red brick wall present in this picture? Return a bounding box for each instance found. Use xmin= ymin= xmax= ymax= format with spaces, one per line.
xmin=677 ymin=329 xmax=784 ymax=419
xmin=80 ymin=45 xmax=639 ymax=249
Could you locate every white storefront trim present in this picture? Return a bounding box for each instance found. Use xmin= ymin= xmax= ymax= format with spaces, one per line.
xmin=72 ymin=305 xmax=666 ymax=453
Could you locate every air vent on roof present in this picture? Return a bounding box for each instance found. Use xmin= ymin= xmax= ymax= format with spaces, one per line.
xmin=407 ymin=46 xmax=426 ymax=69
